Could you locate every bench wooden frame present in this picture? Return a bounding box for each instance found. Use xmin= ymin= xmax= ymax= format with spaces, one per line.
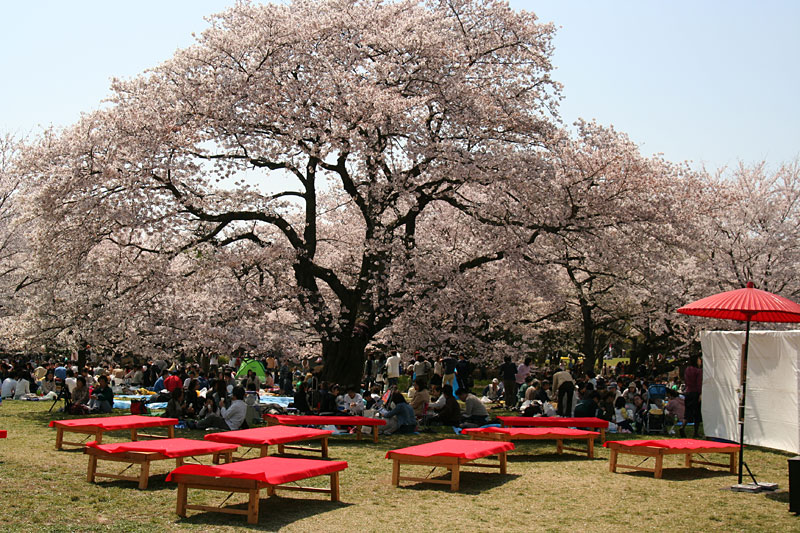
xmin=607 ymin=442 xmax=739 ymax=479
xmin=173 ymin=470 xmax=341 ymax=524
xmin=265 ymin=415 xmax=382 ymax=444
xmin=387 ymin=450 xmax=508 ymax=491
xmin=227 ymin=434 xmax=330 ymax=461
xmin=498 ymin=417 xmax=608 ymax=442
xmin=467 ymin=431 xmax=597 ymax=458
xmin=54 ymin=422 xmax=175 ymax=450
xmin=85 ymin=447 xmax=234 ymax=489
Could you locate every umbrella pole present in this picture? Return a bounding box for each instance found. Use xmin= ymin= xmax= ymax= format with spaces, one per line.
xmin=738 ymin=317 xmax=751 ymax=485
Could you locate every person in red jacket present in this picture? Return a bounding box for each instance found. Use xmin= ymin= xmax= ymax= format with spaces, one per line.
xmin=164 ymin=371 xmax=182 ymax=393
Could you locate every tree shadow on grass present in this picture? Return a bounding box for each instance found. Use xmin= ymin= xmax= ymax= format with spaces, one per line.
xmin=175 ymin=495 xmax=353 ymax=531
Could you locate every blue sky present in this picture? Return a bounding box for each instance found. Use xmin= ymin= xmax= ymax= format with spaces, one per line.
xmin=1 ymin=0 xmax=797 ymax=171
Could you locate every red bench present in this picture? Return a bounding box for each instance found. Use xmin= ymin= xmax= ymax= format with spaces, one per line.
xmin=386 ymin=439 xmax=513 ymax=491
xmin=497 ymin=416 xmax=609 ymax=441
xmin=85 ymin=438 xmax=238 ymax=489
xmin=265 ymin=414 xmax=386 ymax=443
xmin=462 ymin=427 xmax=600 ymax=458
xmin=168 ymin=456 xmax=348 ymax=524
xmin=605 ymin=438 xmax=739 ymax=478
xmin=50 ymin=415 xmax=177 ymax=449
xmin=205 ymin=425 xmax=332 ymax=459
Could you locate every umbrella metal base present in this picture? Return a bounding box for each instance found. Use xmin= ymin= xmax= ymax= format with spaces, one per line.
xmin=729 ymin=482 xmax=778 ymax=493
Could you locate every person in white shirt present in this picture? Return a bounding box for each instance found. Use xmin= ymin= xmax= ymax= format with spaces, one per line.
xmin=13 ymin=375 xmax=31 ymax=399
xmin=338 ymin=387 xmax=365 ymax=415
xmin=385 ymin=352 xmax=401 ymax=388
xmin=1 ymin=376 xmax=17 ymax=398
xmin=195 ymin=386 xmax=248 ymax=430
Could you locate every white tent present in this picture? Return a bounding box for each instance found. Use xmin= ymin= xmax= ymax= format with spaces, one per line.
xmin=700 ymin=330 xmax=800 ymax=454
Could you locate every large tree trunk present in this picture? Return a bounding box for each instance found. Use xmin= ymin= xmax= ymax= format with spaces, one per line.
xmin=320 ymin=337 xmax=367 ymax=386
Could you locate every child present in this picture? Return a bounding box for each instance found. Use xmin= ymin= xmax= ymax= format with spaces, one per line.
xmin=613 ymin=396 xmax=634 ymax=433
xmin=665 ymin=388 xmax=686 ymax=437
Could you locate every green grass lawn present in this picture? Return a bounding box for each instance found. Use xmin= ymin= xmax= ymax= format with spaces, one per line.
xmin=0 ymin=401 xmax=796 ymax=532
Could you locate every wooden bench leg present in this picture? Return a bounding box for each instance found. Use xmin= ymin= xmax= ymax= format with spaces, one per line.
xmin=131 ymin=429 xmax=138 ymax=441
xmin=95 ymin=428 xmax=104 ymax=444
xmin=373 ymin=426 xmax=379 ymax=444
xmin=729 ymin=452 xmax=737 ymax=474
xmin=330 ymin=471 xmax=340 ymax=502
xmin=587 ymin=438 xmax=595 ymax=459
xmin=499 ymin=452 xmax=507 ymax=475
xmin=356 ymin=427 xmax=362 ymax=441
xmin=654 ymin=454 xmax=664 ymax=479
xmin=609 ymin=449 xmax=618 ymax=473
xmin=259 ymin=445 xmax=269 ymax=457
xmin=392 ymin=460 xmax=400 ymax=487
xmin=176 ymin=483 xmax=187 ymax=518
xmin=168 ymin=426 xmax=175 ymax=438
xmin=87 ymin=455 xmax=97 ymax=482
xmin=450 ymin=465 xmax=460 ymax=491
xmin=685 ymin=453 xmax=693 ymax=468
xmin=247 ymin=488 xmax=259 ymax=524
xmin=55 ymin=428 xmax=64 ymax=450
xmin=321 ymin=437 xmax=329 ymax=458
xmin=556 ymin=439 xmax=563 ymax=454
xmin=277 ymin=444 xmax=285 ymax=454
xmin=139 ymin=460 xmax=150 ymax=489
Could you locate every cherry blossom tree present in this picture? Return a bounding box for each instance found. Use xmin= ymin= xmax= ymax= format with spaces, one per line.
xmin=20 ymin=0 xmax=561 ymax=384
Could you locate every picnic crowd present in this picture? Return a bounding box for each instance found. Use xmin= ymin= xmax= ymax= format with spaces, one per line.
xmin=0 ymin=349 xmax=702 ymax=437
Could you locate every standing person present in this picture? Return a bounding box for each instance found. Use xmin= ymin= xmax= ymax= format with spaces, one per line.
xmin=684 ymin=354 xmax=703 ymax=437
xmin=441 ymin=353 xmax=457 ymax=388
xmin=455 ymin=354 xmax=471 ymax=390
xmin=515 ymin=357 xmax=532 ymax=394
xmin=552 ymin=366 xmax=575 ymax=416
xmin=385 ymin=352 xmax=401 ymax=389
xmin=499 ymin=356 xmax=518 ymax=408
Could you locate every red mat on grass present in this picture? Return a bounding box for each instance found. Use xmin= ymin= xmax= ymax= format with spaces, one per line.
xmin=0 ymin=430 xmax=6 ymax=438
xmin=49 ymin=415 xmax=178 ymax=430
xmin=386 ymin=439 xmax=514 ymax=460
xmin=603 ymin=439 xmax=739 ymax=450
xmin=266 ymin=414 xmax=386 ymax=426
xmin=462 ymin=427 xmax=600 ymax=438
xmin=498 ymin=416 xmax=609 ymax=428
xmin=166 ymin=456 xmax=348 ymax=485
xmin=86 ymin=437 xmax=238 ymax=457
xmin=205 ymin=425 xmax=332 ymax=446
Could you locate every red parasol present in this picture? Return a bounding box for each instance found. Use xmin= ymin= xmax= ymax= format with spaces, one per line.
xmin=677 ymin=282 xmax=800 ymax=487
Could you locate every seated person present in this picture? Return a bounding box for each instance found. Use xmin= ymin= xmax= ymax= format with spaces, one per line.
xmin=612 ymin=396 xmax=633 ymax=433
xmin=482 ymin=378 xmax=504 ymax=403
xmin=291 ymin=382 xmax=312 ymax=414
xmin=574 ymin=391 xmax=599 ymax=418
xmin=665 ymin=388 xmax=686 ymax=437
xmin=70 ymin=375 xmax=91 ymax=414
xmin=379 ymin=392 xmax=417 ymax=435
xmin=13 ymin=372 xmax=31 ymax=399
xmin=163 ymin=387 xmax=185 ymax=420
xmin=432 ymin=384 xmax=461 ymax=426
xmin=338 ymin=386 xmax=365 ymax=415
xmin=88 ymin=375 xmax=114 ymax=413
xmin=456 ymin=388 xmax=489 ymax=428
xmin=195 ymin=386 xmax=248 ymax=431
xmin=39 ymin=370 xmax=58 ymax=397
xmin=408 ymin=378 xmax=430 ymax=418
xmin=318 ymin=383 xmax=339 ymax=414
xmin=364 ymin=386 xmax=382 ymax=410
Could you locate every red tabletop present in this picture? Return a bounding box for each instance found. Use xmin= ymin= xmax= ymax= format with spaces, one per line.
xmin=386 ymin=439 xmax=514 ymax=460
xmin=205 ymin=426 xmax=332 ymax=446
xmin=462 ymin=427 xmax=600 ymax=438
xmin=167 ymin=456 xmax=348 ymax=485
xmin=498 ymin=416 xmax=609 ymax=429
xmin=0 ymin=430 xmax=6 ymax=438
xmin=86 ymin=437 xmax=238 ymax=457
xmin=50 ymin=415 xmax=179 ymax=430
xmin=604 ymin=438 xmax=739 ymax=450
xmin=266 ymin=414 xmax=386 ymax=426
